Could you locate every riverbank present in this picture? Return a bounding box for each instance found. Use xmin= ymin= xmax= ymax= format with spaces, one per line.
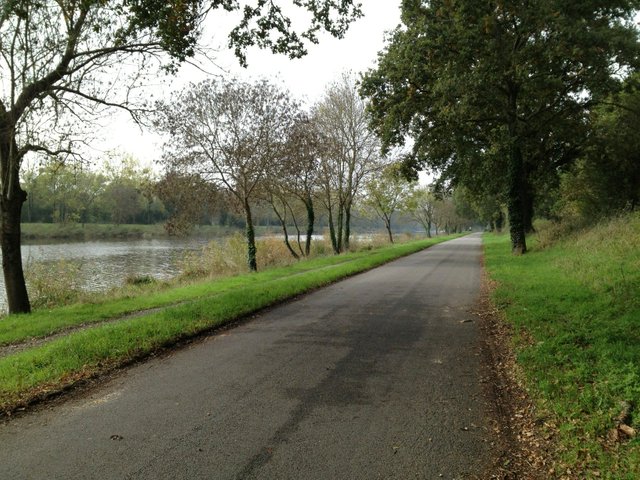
xmin=0 ymin=234 xmax=461 ymax=416
xmin=21 ymin=223 xmax=255 ymax=241
xmin=483 ymin=213 xmax=640 ymax=478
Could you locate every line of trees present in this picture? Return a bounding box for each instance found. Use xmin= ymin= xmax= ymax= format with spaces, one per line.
xmin=0 ymin=0 xmax=362 ymax=314
xmin=154 ymin=73 xmax=393 ymax=271
xmin=360 ymin=0 xmax=640 ymax=255
xmin=21 ymin=157 xmax=162 ymax=226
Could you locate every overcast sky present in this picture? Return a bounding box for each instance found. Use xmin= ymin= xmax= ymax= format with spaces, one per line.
xmin=100 ymin=1 xmax=403 ymax=168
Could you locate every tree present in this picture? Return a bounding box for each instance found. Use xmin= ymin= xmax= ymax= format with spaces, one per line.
xmin=263 ymin=114 xmax=327 ymax=258
xmin=361 ymin=163 xmax=413 ymax=243
xmin=558 ymin=74 xmax=640 ymax=222
xmin=361 ymin=0 xmax=640 ymax=255
xmin=314 ymin=72 xmax=380 ymax=253
xmin=404 ymin=186 xmax=436 ymax=237
xmin=155 ymin=171 xmax=218 ymax=235
xmin=155 ymin=78 xmax=298 ymax=271
xmin=0 ymin=0 xmax=362 ymax=313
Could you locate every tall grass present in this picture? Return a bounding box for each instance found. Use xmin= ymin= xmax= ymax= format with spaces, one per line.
xmin=484 ymin=212 xmax=640 ymax=478
xmin=25 ymin=259 xmax=83 ymax=309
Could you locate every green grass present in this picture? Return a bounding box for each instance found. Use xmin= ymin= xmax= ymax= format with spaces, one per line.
xmin=0 ymin=234 xmax=460 ymax=412
xmin=484 ymin=213 xmax=640 ymax=478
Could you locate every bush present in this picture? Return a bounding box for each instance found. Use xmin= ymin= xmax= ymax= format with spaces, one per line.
xmin=179 ymin=233 xmax=248 ymax=279
xmin=256 ymin=236 xmax=299 ymax=269
xmin=25 ymin=259 xmax=83 ymax=308
xmin=124 ymin=275 xmax=157 ymax=286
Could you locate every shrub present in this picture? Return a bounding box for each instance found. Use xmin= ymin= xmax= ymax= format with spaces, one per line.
xmin=25 ymin=259 xmax=83 ymax=308
xmin=124 ymin=275 xmax=157 ymax=286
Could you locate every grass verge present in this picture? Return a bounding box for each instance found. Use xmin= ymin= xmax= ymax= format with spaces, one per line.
xmin=0 ymin=234 xmax=459 ymax=414
xmin=483 ymin=213 xmax=640 ymax=479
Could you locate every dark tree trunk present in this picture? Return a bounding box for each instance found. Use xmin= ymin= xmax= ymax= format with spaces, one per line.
xmin=427 ymin=220 xmax=432 ymax=238
xmin=1 ymin=182 xmax=31 ymax=314
xmin=495 ymin=210 xmax=504 ymax=233
xmin=507 ymin=145 xmax=528 ymax=255
xmin=304 ymin=195 xmax=314 ymax=257
xmin=336 ymin=206 xmax=344 ymax=253
xmin=327 ymin=207 xmax=339 ymax=254
xmin=281 ymin=223 xmax=299 ymax=260
xmin=507 ymin=84 xmax=527 ymax=255
xmin=243 ymin=199 xmax=258 ymax=271
xmin=385 ymin=220 xmax=394 ymax=243
xmin=272 ymin=203 xmax=299 ymax=260
xmin=343 ymin=202 xmax=352 ymax=251
xmin=0 ymin=129 xmax=31 ymax=314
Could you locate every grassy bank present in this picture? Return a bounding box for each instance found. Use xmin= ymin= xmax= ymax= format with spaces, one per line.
xmin=0 ymin=234 xmax=459 ymax=413
xmin=484 ymin=213 xmax=640 ymax=478
xmin=20 ymin=223 xmax=250 ymax=241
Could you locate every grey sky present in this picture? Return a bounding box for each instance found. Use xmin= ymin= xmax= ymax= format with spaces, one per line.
xmin=102 ymin=1 xmax=402 ymax=167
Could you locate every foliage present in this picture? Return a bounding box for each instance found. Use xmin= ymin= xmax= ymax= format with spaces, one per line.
xmin=260 ymin=114 xmax=326 ymax=259
xmin=155 ymin=171 xmax=221 ymax=235
xmin=21 ymin=156 xmax=166 ymax=225
xmin=484 ymin=213 xmax=640 ymax=477
xmin=403 ymin=186 xmax=436 ymax=237
xmin=361 ymin=0 xmax=640 ymax=254
xmin=555 ymin=74 xmax=640 ymax=224
xmin=360 ymin=162 xmax=414 ymax=243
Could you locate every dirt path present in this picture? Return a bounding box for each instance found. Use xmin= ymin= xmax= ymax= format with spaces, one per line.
xmin=0 ymin=234 xmax=505 ymax=479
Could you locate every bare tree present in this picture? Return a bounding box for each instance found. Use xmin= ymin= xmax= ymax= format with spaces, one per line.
xmin=314 ymin=72 xmax=380 ymax=253
xmin=155 ymin=78 xmax=298 ymax=271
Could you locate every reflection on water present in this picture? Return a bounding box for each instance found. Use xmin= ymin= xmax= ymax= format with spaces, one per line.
xmin=0 ymin=238 xmax=211 ymax=312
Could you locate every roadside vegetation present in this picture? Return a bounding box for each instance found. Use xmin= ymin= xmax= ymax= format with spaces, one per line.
xmin=484 ymin=213 xmax=640 ymax=478
xmin=0 ymin=234 xmax=459 ymax=414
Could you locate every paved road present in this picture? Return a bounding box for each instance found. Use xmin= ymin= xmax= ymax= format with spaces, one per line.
xmin=0 ymin=234 xmax=491 ymax=479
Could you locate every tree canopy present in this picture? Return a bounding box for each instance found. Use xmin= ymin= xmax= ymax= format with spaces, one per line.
xmin=361 ymin=0 xmax=640 ymax=254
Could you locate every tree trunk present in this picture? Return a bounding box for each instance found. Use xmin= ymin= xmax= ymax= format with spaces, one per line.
xmin=273 ymin=204 xmax=299 ymax=260
xmin=336 ymin=206 xmax=344 ymax=253
xmin=281 ymin=223 xmax=299 ymax=260
xmin=506 ymin=84 xmax=528 ymax=255
xmin=0 ymin=127 xmax=31 ymax=314
xmin=304 ymin=195 xmax=314 ymax=257
xmin=495 ymin=210 xmax=504 ymax=233
xmin=327 ymin=207 xmax=339 ymax=254
xmin=343 ymin=202 xmax=352 ymax=251
xmin=507 ymin=144 xmax=528 ymax=255
xmin=1 ymin=184 xmax=31 ymax=314
xmin=427 ymin=220 xmax=432 ymax=238
xmin=385 ymin=220 xmax=394 ymax=243
xmin=243 ymin=199 xmax=258 ymax=271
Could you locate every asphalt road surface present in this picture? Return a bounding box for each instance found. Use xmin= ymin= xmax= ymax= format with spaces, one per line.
xmin=0 ymin=233 xmax=492 ymax=479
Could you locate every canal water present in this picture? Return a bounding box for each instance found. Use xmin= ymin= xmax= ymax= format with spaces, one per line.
xmin=0 ymin=238 xmax=210 ymax=312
